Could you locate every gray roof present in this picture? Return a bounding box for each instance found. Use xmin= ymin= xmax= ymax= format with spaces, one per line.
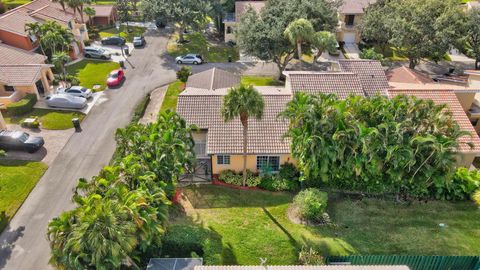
xmin=186 ymin=68 xmax=241 ymax=91
xmin=338 ymin=60 xmax=390 ymax=96
xmin=147 ymin=258 xmax=203 ymax=270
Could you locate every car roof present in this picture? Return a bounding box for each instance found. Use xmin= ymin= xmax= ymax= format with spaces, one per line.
xmin=0 ymin=130 xmax=25 ymax=137
xmin=68 ymin=86 xmax=84 ymax=90
xmin=85 ymin=46 xmax=101 ymax=50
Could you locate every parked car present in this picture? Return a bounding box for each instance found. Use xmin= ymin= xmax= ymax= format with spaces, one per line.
xmin=84 ymin=47 xmax=111 ymax=60
xmin=133 ymin=36 xmax=146 ymax=47
xmin=106 ymin=69 xmax=125 ymax=87
xmin=175 ymin=54 xmax=203 ymax=65
xmin=45 ymin=94 xmax=87 ymax=109
xmin=0 ymin=130 xmax=44 ymax=153
xmin=101 ymin=36 xmax=126 ymax=46
xmin=57 ymin=86 xmax=93 ymax=99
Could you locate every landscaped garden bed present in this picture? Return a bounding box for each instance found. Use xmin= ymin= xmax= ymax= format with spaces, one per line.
xmin=0 ymin=160 xmax=48 ymax=233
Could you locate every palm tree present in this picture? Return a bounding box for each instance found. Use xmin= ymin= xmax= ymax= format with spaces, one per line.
xmin=25 ymin=22 xmax=46 ymax=56
xmin=84 ymin=6 xmax=96 ymax=24
xmin=311 ymin=31 xmax=337 ymax=62
xmin=52 ymin=52 xmax=70 ymax=84
xmin=222 ymin=85 xmax=264 ymax=186
xmin=284 ymin=18 xmax=315 ymax=60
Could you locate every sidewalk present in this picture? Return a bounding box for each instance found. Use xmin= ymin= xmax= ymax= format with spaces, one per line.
xmin=139 ymin=86 xmax=167 ymax=124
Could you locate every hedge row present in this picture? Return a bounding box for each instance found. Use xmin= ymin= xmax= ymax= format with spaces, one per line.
xmin=6 ymin=94 xmax=37 ymax=116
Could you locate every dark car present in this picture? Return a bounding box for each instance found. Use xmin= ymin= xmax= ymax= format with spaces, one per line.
xmin=133 ymin=36 xmax=146 ymax=47
xmin=0 ymin=130 xmax=44 ymax=153
xmin=101 ymin=36 xmax=126 ymax=46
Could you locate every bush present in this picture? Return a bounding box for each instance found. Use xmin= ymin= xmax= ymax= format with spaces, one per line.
xmin=294 ymin=188 xmax=328 ymax=222
xmin=176 ymin=67 xmax=192 ymax=83
xmin=87 ymin=25 xmax=100 ymax=40
xmin=279 ymin=162 xmax=299 ymax=180
xmin=298 ymin=245 xmax=325 ymax=265
xmin=219 ymin=169 xmax=261 ymax=187
xmin=473 ymin=189 xmax=480 ymax=206
xmin=6 ymin=94 xmax=37 ymax=116
xmin=162 ymin=224 xmax=222 ymax=265
xmin=20 ymin=117 xmax=40 ymax=129
xmin=434 ymin=168 xmax=480 ymax=200
xmin=258 ymin=163 xmax=300 ymax=192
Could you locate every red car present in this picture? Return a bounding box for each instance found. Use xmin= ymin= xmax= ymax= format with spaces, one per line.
xmin=107 ymin=69 xmax=125 ymax=87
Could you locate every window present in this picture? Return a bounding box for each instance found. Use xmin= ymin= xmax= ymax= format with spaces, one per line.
xmin=345 ymin=15 xmax=355 ymax=26
xmin=226 ymin=26 xmax=232 ymax=34
xmin=4 ymin=85 xmax=14 ymax=92
xmin=256 ymin=156 xmax=280 ymax=171
xmin=217 ymin=155 xmax=230 ymax=165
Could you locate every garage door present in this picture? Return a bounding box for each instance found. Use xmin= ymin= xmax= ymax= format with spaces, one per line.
xmin=343 ymin=32 xmax=356 ymax=44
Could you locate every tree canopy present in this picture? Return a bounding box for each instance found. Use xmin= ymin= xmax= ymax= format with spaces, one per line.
xmin=360 ymin=0 xmax=464 ymax=69
xmin=281 ymin=93 xmax=470 ymax=198
xmin=461 ymin=7 xmax=480 ymax=70
xmin=236 ymin=0 xmax=339 ymax=78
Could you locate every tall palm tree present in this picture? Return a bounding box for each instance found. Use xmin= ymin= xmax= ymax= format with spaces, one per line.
xmin=25 ymin=22 xmax=46 ymax=56
xmin=84 ymin=6 xmax=96 ymax=24
xmin=284 ymin=18 xmax=315 ymax=60
xmin=311 ymin=31 xmax=337 ymax=62
xmin=52 ymin=52 xmax=70 ymax=83
xmin=222 ymin=85 xmax=264 ymax=186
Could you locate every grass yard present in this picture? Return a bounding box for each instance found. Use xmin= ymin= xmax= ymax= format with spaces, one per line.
xmin=176 ymin=185 xmax=480 ymax=265
xmin=241 ymin=76 xmax=284 ymax=87
xmin=168 ymin=32 xmax=239 ymax=63
xmin=99 ymin=26 xmax=146 ymax=42
xmin=0 ymin=160 xmax=48 ymax=232
xmin=4 ymin=109 xmax=85 ymax=130
xmin=3 ymin=0 xmax=29 ymax=8
xmin=160 ymin=81 xmax=185 ymax=113
xmin=66 ymin=60 xmax=120 ymax=91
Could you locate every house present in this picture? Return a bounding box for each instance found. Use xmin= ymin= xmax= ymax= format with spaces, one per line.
xmin=223 ymin=1 xmax=265 ymax=43
xmin=176 ymin=68 xmax=293 ymax=178
xmin=337 ymin=0 xmax=376 ymax=44
xmin=0 ymin=42 xmax=54 ymax=105
xmin=0 ymin=0 xmax=89 ymax=57
xmin=90 ymin=5 xmax=117 ymax=26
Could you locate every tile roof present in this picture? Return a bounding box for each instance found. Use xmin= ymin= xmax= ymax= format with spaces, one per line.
xmin=92 ymin=5 xmax=115 ymax=17
xmin=0 ymin=64 xmax=46 ymax=85
xmin=177 ymin=86 xmax=291 ymax=155
xmin=186 ymin=68 xmax=241 ymax=91
xmin=339 ymin=0 xmax=377 ymax=14
xmin=195 ymin=266 xmax=409 ymax=270
xmin=389 ymin=89 xmax=480 ymax=153
xmin=235 ymin=1 xmax=266 ymax=22
xmin=0 ymin=43 xmax=46 ymax=65
xmin=285 ymin=71 xmax=366 ymax=98
xmin=0 ymin=10 xmax=40 ymax=35
xmin=387 ymin=66 xmax=434 ymax=85
xmin=338 ymin=60 xmax=390 ymax=96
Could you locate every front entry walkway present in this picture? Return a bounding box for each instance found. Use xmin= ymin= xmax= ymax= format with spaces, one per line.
xmin=343 ymin=43 xmax=361 ymax=59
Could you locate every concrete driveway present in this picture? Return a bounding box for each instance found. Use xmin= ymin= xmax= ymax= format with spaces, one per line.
xmin=34 ymin=92 xmax=103 ymax=114
xmin=89 ymin=41 xmax=135 ymax=63
xmin=0 ymin=28 xmax=178 ymax=270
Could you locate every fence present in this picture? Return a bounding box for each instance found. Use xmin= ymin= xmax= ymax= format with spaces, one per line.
xmin=327 ymin=255 xmax=480 ymax=270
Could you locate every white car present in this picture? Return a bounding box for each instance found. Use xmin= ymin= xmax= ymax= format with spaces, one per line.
xmin=45 ymin=94 xmax=87 ymax=109
xmin=57 ymin=86 xmax=93 ymax=99
xmin=175 ymin=54 xmax=203 ymax=65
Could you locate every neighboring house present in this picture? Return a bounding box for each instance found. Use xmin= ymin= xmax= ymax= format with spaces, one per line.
xmin=466 ymin=0 xmax=480 ymax=10
xmin=0 ymin=0 xmax=89 ymax=58
xmin=223 ymin=1 xmax=265 ymax=43
xmin=337 ymin=0 xmax=376 ymax=44
xmin=176 ymin=68 xmax=293 ymax=178
xmin=0 ymin=42 xmax=54 ymax=105
xmin=90 ymin=5 xmax=117 ymax=26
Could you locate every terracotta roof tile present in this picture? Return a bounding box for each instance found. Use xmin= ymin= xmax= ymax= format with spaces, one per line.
xmin=338 ymin=60 xmax=390 ymax=96
xmin=339 ymin=0 xmax=377 ymax=14
xmin=92 ymin=5 xmax=115 ymax=17
xmin=387 ymin=66 xmax=434 ymax=85
xmin=186 ymin=68 xmax=241 ymax=91
xmin=0 ymin=43 xmax=46 ymax=65
xmin=0 ymin=64 xmax=45 ymax=85
xmin=389 ymin=89 xmax=480 ymax=153
xmin=285 ymin=71 xmax=365 ymax=98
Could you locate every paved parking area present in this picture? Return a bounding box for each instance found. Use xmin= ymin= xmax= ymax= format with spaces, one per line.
xmin=0 ymin=124 xmax=74 ymax=166
xmin=34 ymin=92 xmax=103 ymax=114
xmin=89 ymin=41 xmax=135 ymax=63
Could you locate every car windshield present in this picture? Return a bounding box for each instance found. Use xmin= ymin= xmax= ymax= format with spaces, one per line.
xmin=14 ymin=132 xmax=29 ymax=142
xmin=98 ymin=48 xmax=105 ymax=53
xmin=110 ymin=73 xmax=119 ymax=78
xmin=134 ymin=37 xmax=141 ymax=41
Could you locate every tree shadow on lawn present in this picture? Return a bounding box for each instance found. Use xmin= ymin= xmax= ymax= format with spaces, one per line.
xmin=183 ymin=185 xmax=292 ymax=209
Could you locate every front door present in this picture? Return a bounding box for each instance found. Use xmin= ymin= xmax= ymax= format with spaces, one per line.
xmin=35 ymin=80 xmax=45 ymax=95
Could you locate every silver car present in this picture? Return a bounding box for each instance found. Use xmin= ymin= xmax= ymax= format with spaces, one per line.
xmin=45 ymin=94 xmax=87 ymax=109
xmin=84 ymin=47 xmax=111 ymax=60
xmin=57 ymin=86 xmax=93 ymax=99
xmin=175 ymin=54 xmax=203 ymax=65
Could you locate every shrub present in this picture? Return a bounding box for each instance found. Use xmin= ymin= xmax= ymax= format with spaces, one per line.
xmin=473 ymin=189 xmax=480 ymax=206
xmin=219 ymin=169 xmax=261 ymax=187
xmin=259 ymin=175 xmax=299 ymax=192
xmin=279 ymin=162 xmax=299 ymax=180
xmin=20 ymin=117 xmax=40 ymax=129
xmin=87 ymin=25 xmax=100 ymax=40
xmin=359 ymin=48 xmax=384 ymax=61
xmin=176 ymin=67 xmax=192 ymax=83
xmin=0 ymin=150 xmax=5 ymax=157
xmin=434 ymin=168 xmax=480 ymax=200
xmin=294 ymin=188 xmax=328 ymax=222
xmin=162 ymin=224 xmax=222 ymax=265
xmin=246 ymin=175 xmax=261 ymax=187
xmin=298 ymin=245 xmax=325 ymax=265
xmin=6 ymin=94 xmax=37 ymax=116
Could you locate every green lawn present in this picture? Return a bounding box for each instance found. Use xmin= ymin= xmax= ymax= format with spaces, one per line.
xmin=66 ymin=60 xmax=120 ymax=91
xmin=3 ymin=0 xmax=29 ymax=8
xmin=241 ymin=76 xmax=284 ymax=87
xmin=176 ymin=185 xmax=480 ymax=265
xmin=99 ymin=26 xmax=146 ymax=43
xmin=0 ymin=160 xmax=48 ymax=232
xmin=4 ymin=109 xmax=85 ymax=130
xmin=160 ymin=81 xmax=185 ymax=113
xmin=168 ymin=32 xmax=239 ymax=63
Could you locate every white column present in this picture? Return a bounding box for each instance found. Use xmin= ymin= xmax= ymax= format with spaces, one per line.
xmin=0 ymin=111 xmax=6 ymax=130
